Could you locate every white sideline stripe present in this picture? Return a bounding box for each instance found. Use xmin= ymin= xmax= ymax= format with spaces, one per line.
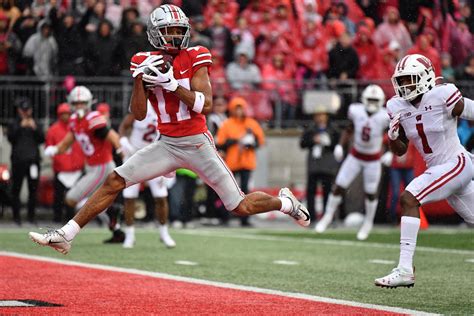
xmin=369 ymin=259 xmax=396 ymax=265
xmin=273 ymin=260 xmax=299 ymax=265
xmin=466 ymin=259 xmax=474 ymax=263
xmin=175 ymin=260 xmax=198 ymax=266
xmin=0 ymin=251 xmax=437 ymax=316
xmin=0 ymin=301 xmax=34 ymax=307
xmin=175 ymin=230 xmax=474 ymax=256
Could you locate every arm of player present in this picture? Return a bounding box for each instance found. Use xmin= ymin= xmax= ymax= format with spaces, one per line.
xmin=172 ymin=67 xmax=213 ymax=115
xmin=130 ymin=75 xmax=148 ymax=121
xmin=389 ymin=125 xmax=409 ymax=156
xmin=452 ymin=97 xmax=474 ymax=120
xmin=118 ymin=113 xmax=136 ymax=156
xmin=333 ymin=123 xmax=353 ymax=162
xmin=45 ymin=131 xmax=75 ymax=156
xmin=105 ymin=128 xmax=124 ymax=159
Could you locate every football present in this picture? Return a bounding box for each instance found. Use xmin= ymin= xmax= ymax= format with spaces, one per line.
xmin=158 ymin=53 xmax=174 ymax=73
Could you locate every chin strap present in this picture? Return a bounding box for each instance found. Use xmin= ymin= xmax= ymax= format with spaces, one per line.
xmin=460 ymin=97 xmax=474 ymax=120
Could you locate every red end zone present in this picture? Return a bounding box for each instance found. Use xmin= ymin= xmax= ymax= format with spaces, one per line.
xmin=0 ymin=255 xmax=404 ymax=315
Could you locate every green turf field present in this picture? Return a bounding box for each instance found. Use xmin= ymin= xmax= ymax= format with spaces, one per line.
xmin=1 ymin=227 xmax=473 ymax=314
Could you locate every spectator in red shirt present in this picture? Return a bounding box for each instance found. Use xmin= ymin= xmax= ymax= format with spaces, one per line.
xmin=46 ymin=103 xmax=85 ymax=222
xmin=203 ymin=0 xmax=239 ymax=29
xmin=407 ymin=34 xmax=441 ymax=76
xmin=261 ymin=52 xmax=297 ymax=123
xmin=373 ymin=6 xmax=412 ymax=55
xmin=353 ymin=25 xmax=380 ymax=80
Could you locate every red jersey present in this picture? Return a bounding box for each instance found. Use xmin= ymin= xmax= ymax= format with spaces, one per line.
xmin=46 ymin=120 xmax=85 ymax=173
xmin=130 ymin=46 xmax=212 ymax=137
xmin=69 ymin=111 xmax=113 ymax=166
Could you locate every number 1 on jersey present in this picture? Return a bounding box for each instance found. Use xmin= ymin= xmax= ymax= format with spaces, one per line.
xmin=416 ymin=122 xmax=433 ymax=154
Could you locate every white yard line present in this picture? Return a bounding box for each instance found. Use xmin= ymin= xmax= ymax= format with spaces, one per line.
xmin=1 ymin=251 xmax=438 ymax=316
xmin=174 ymin=229 xmax=474 ymax=256
xmin=369 ymin=259 xmax=396 ymax=265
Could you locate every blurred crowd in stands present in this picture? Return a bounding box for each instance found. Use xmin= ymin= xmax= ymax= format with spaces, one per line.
xmin=1 ymin=0 xmax=473 ymax=86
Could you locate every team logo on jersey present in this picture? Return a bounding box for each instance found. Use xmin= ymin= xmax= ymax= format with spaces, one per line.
xmin=425 ymin=106 xmax=432 ymax=111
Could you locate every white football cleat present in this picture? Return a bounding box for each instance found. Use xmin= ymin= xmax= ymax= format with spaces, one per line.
xmin=160 ymin=233 xmax=176 ymax=248
xmin=279 ymin=188 xmax=311 ymax=227
xmin=356 ymin=221 xmax=373 ymax=241
xmin=29 ymin=229 xmax=72 ymax=255
xmin=375 ymin=267 xmax=415 ymax=288
xmin=314 ymin=213 xmax=333 ymax=233
xmin=122 ymin=235 xmax=135 ymax=249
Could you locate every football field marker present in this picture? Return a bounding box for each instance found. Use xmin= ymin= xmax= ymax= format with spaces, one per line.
xmin=369 ymin=259 xmax=396 ymax=265
xmin=273 ymin=260 xmax=299 ymax=265
xmin=1 ymin=251 xmax=437 ymax=316
xmin=465 ymin=259 xmax=474 ymax=263
xmin=175 ymin=260 xmax=199 ymax=266
xmin=176 ymin=229 xmax=474 ymax=256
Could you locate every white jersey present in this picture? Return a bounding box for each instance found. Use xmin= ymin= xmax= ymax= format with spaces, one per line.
xmin=129 ymin=103 xmax=159 ymax=149
xmin=348 ymin=103 xmax=389 ymax=155
xmin=387 ymin=83 xmax=465 ymax=167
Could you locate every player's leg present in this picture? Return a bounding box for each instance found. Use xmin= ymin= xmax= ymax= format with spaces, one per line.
xmin=376 ymin=153 xmax=471 ymax=288
xmin=29 ymin=142 xmax=179 ymax=254
xmin=357 ymin=160 xmax=382 ymax=240
xmin=122 ymin=183 xmax=140 ymax=248
xmin=315 ymin=155 xmax=361 ymax=233
xmin=149 ymin=176 xmax=175 ymax=248
xmin=185 ymin=132 xmax=310 ymax=227
xmin=446 ymin=180 xmax=474 ymax=225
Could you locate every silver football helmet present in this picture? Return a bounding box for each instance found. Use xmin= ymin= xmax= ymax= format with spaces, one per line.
xmin=361 ymin=84 xmax=385 ymax=114
xmin=392 ymin=54 xmax=436 ymax=101
xmin=147 ymin=4 xmax=190 ymax=51
xmin=68 ymin=86 xmax=93 ymax=118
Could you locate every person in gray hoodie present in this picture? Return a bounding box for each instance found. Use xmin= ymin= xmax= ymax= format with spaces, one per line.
xmin=23 ymin=19 xmax=58 ymax=80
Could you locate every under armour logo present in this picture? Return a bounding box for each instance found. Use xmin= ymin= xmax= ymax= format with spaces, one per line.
xmin=425 ymin=106 xmax=432 ymax=111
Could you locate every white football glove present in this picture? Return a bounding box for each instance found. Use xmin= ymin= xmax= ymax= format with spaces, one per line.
xmin=119 ymin=137 xmax=136 ymax=157
xmin=388 ymin=113 xmax=401 ymax=141
xmin=44 ymin=145 xmax=58 ymax=157
xmin=132 ymin=55 xmax=164 ymax=78
xmin=142 ymin=65 xmax=179 ymax=92
xmin=381 ymin=151 xmax=394 ymax=167
xmin=333 ymin=144 xmax=344 ymax=162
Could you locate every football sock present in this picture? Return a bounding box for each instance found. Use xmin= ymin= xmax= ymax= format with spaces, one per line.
xmin=363 ymin=199 xmax=378 ymax=225
xmin=60 ymin=220 xmax=81 ymax=241
xmin=323 ymin=194 xmax=342 ymax=219
xmin=278 ymin=197 xmax=292 ymax=213
xmin=124 ymin=225 xmax=135 ymax=237
xmin=398 ymin=216 xmax=420 ymax=274
xmin=159 ymin=224 xmax=169 ymax=236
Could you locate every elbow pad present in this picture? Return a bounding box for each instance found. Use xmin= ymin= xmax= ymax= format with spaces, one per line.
xmin=460 ymin=97 xmax=474 ymax=120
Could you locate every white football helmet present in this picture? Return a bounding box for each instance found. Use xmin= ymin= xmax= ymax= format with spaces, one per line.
xmin=147 ymin=4 xmax=190 ymax=51
xmin=392 ymin=54 xmax=436 ymax=101
xmin=68 ymin=86 xmax=93 ymax=118
xmin=361 ymin=84 xmax=385 ymax=114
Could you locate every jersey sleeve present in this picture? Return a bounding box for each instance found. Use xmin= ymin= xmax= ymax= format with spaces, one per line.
xmin=386 ymin=98 xmax=397 ymax=120
xmin=187 ymin=46 xmax=212 ymax=75
xmin=439 ymin=83 xmax=462 ymax=115
xmin=87 ymin=112 xmax=108 ymax=131
xmin=347 ymin=104 xmax=358 ymax=121
xmin=129 ymin=52 xmax=152 ymax=74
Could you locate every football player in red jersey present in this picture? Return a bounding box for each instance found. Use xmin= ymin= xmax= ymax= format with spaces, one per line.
xmin=29 ymin=4 xmax=310 ymax=255
xmin=42 ymin=86 xmax=123 ymax=230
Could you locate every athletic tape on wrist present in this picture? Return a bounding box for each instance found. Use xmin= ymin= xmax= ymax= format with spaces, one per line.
xmin=192 ymin=91 xmax=205 ymax=113
xmin=460 ymin=97 xmax=474 ymax=120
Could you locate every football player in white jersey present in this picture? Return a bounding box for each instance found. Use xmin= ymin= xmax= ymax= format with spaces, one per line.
xmin=315 ymin=84 xmax=391 ymax=240
xmin=375 ymin=54 xmax=474 ymax=288
xmin=118 ymin=103 xmax=176 ymax=249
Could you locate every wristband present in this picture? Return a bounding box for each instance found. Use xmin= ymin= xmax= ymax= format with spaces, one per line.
xmin=192 ymin=91 xmax=205 ymax=113
xmin=460 ymin=97 xmax=474 ymax=120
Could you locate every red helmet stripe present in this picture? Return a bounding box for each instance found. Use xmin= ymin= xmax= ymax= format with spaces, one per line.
xmin=399 ymin=55 xmax=409 ymax=70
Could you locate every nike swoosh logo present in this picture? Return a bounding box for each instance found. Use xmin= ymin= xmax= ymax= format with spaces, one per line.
xmin=300 ymin=208 xmax=310 ymax=221
xmin=180 ymin=69 xmax=190 ymax=75
xmin=195 ymin=143 xmax=204 ymax=149
xmin=159 ymin=79 xmax=171 ymax=84
xmin=49 ymin=241 xmax=64 ymax=244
